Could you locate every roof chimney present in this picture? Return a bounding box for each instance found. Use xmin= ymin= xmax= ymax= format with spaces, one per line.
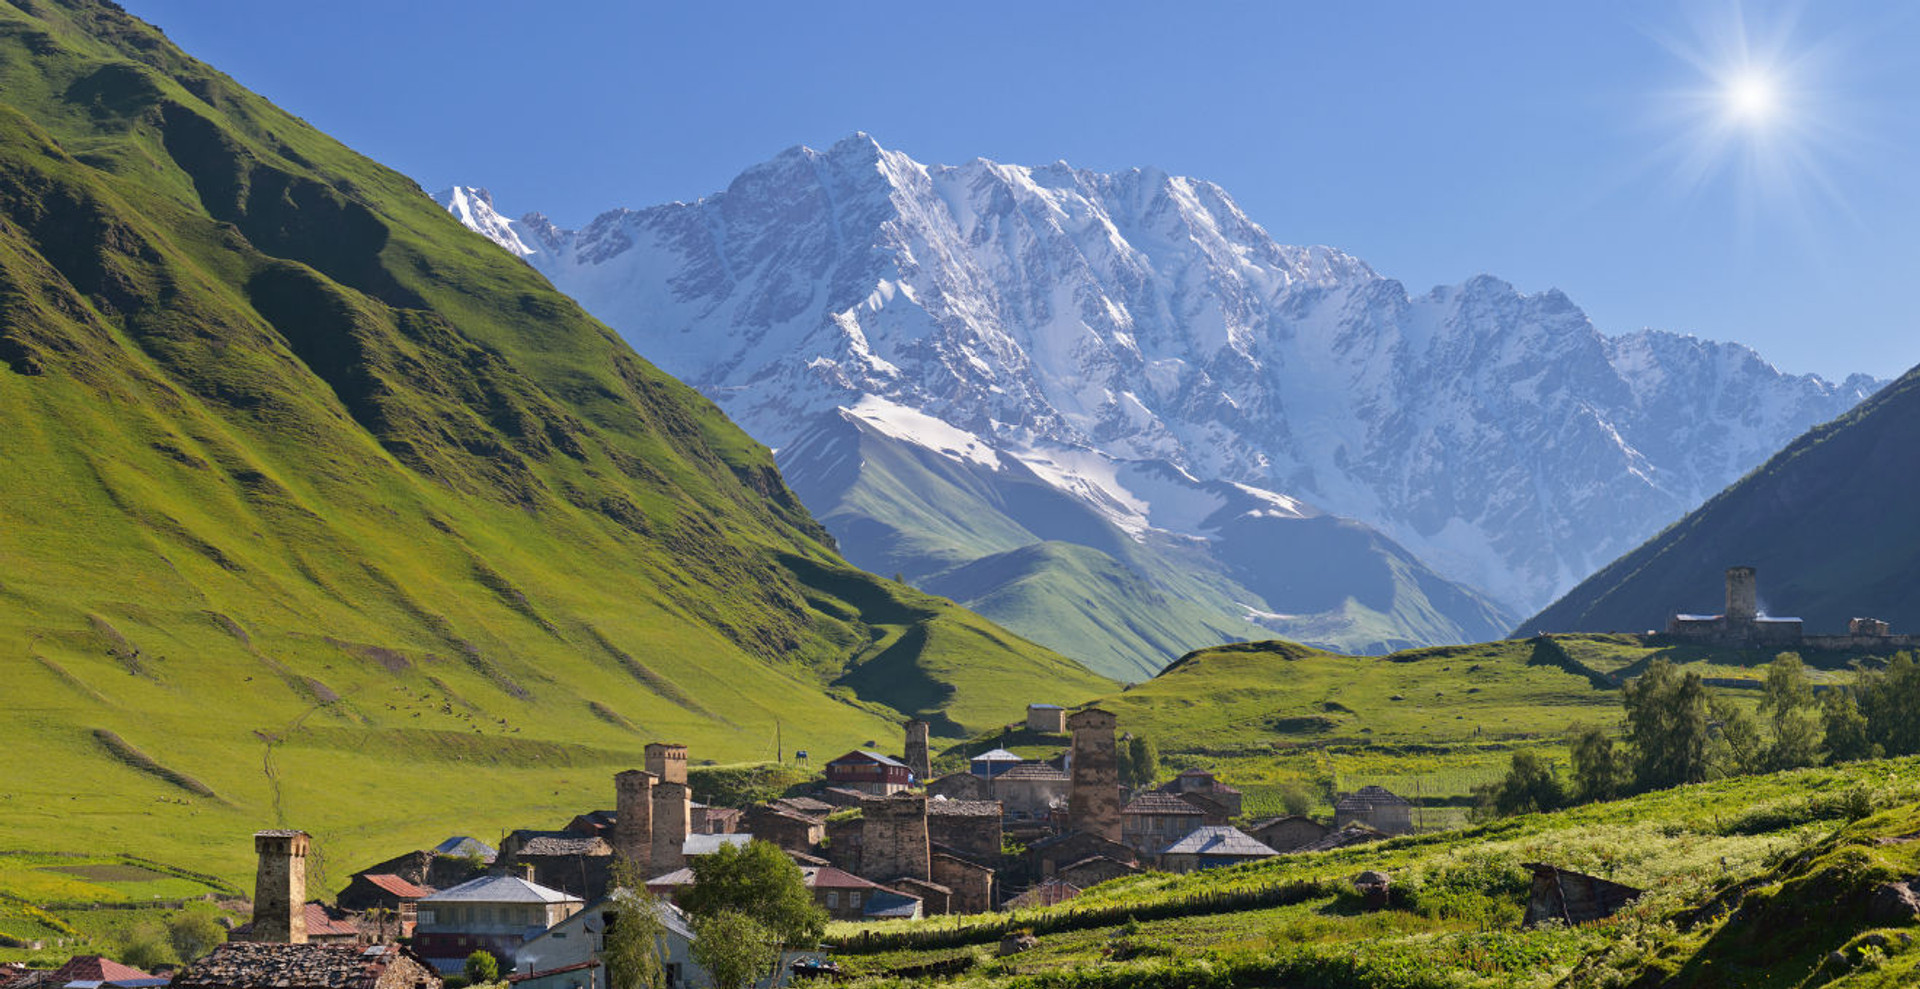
xmin=251 ymin=830 xmax=310 ymax=944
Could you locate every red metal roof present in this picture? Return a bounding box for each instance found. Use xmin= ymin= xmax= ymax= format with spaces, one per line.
xmin=361 ymin=874 xmax=432 ymax=899
xmin=48 ymin=957 xmax=152 ymax=984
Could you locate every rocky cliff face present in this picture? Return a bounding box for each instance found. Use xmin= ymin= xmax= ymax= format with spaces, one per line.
xmin=442 ymin=133 xmax=1875 ymax=626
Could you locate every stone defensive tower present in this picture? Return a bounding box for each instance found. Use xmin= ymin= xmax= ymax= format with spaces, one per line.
xmin=903 ymin=720 xmax=930 ymax=782
xmin=1726 ymin=566 xmax=1758 ymax=624
xmin=613 ymin=769 xmax=656 ymax=868
xmin=650 ymin=781 xmax=691 ymax=875
xmin=1067 ymin=708 xmax=1120 ymax=841
xmin=251 ymin=829 xmax=310 ymax=944
xmin=644 ymin=743 xmax=688 ymax=785
xmin=860 ymin=793 xmax=931 ymax=883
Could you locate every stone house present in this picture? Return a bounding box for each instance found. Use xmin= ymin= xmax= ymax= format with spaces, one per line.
xmin=414 ymin=874 xmax=584 ymax=972
xmin=1055 ymin=855 xmax=1139 ymax=890
xmin=992 ymin=762 xmax=1071 ymax=823
xmin=1523 ymin=864 xmax=1643 ymax=926
xmin=804 ymin=866 xmax=898 ymax=921
xmin=1157 ymin=769 xmax=1243 ymax=822
xmin=1246 ymin=816 xmax=1330 ymax=853
xmin=1025 ymin=704 xmax=1067 ymax=734
xmin=1156 ymin=826 xmax=1280 ymax=873
xmin=1028 ymin=831 xmax=1138 ymax=878
xmin=1334 ymin=786 xmax=1413 ymax=835
xmin=930 ymin=853 xmax=994 ymax=914
xmin=926 ymin=772 xmax=993 ymax=801
xmin=172 ymin=943 xmax=439 ymax=989
xmin=926 ymin=799 xmax=1003 ymax=862
xmin=744 ymin=805 xmax=823 ymax=854
xmin=1120 ymin=793 xmax=1206 ymax=855
xmin=824 ymin=751 xmax=914 ymax=794
xmin=496 ymin=832 xmax=614 ymax=902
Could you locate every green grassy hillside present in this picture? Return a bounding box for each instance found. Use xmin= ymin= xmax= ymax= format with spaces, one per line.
xmin=1525 ymin=364 xmax=1920 ymax=637
xmin=0 ymin=0 xmax=1107 ymax=889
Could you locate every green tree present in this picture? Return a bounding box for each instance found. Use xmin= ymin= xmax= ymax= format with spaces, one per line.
xmin=1710 ymin=697 xmax=1765 ymax=777
xmin=1480 ymin=750 xmax=1564 ymax=817
xmin=166 ymin=910 xmax=225 ymax=963
xmin=605 ymin=857 xmax=668 ymax=989
xmin=463 ymin=951 xmax=500 ymax=986
xmin=677 ymin=841 xmax=825 ymax=950
xmin=1279 ymin=782 xmax=1312 ymax=818
xmin=1622 ymin=659 xmax=1713 ymax=790
xmin=118 ymin=926 xmax=175 ymax=972
xmin=1567 ymin=724 xmax=1623 ymax=803
xmin=689 ymin=911 xmax=777 ymax=989
xmin=1123 ymin=736 xmax=1158 ymax=789
xmin=1759 ymin=652 xmax=1821 ymax=770
xmin=1822 ymin=689 xmax=1877 ymax=763
xmin=1855 ymin=652 xmax=1920 ymax=756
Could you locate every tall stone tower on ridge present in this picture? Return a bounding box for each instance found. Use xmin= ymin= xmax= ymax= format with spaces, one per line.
xmin=1067 ymin=708 xmax=1120 ymax=841
xmin=650 ymin=781 xmax=691 ymax=875
xmin=859 ymin=792 xmax=931 ymax=883
xmin=251 ymin=829 xmax=310 ymax=944
xmin=613 ymin=769 xmax=656 ymax=868
xmin=1726 ymin=566 xmax=1758 ymax=624
xmin=644 ymin=743 xmax=688 ymax=785
xmin=903 ymin=720 xmax=930 ymax=782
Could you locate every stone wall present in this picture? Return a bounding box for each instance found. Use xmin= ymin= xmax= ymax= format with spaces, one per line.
xmin=903 ymin=721 xmax=930 ymax=782
xmin=651 ymin=782 xmax=691 ymax=874
xmin=644 ymin=743 xmax=688 ymax=785
xmin=613 ymin=769 xmax=655 ymax=867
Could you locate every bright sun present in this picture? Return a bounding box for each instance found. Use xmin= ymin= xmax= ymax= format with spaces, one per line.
xmin=1726 ymin=73 xmax=1776 ymax=123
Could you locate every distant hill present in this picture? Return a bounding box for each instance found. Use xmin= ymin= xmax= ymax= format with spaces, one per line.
xmin=0 ymin=0 xmax=1107 ymax=882
xmin=1524 ymin=365 xmax=1920 ymax=637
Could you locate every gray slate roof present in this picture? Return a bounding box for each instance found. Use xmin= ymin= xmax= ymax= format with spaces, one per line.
xmin=831 ymin=749 xmax=909 ymax=769
xmin=993 ymin=762 xmax=1069 ymax=781
xmin=432 ymin=836 xmax=497 ymax=859
xmin=1122 ymin=793 xmax=1206 ymax=816
xmin=509 ymin=830 xmax=611 ymax=856
xmin=1158 ymin=826 xmax=1279 ymax=858
xmin=927 ymin=798 xmax=1002 ymax=817
xmin=970 ymin=748 xmax=1022 ymax=762
xmin=423 ymin=874 xmax=581 ymax=905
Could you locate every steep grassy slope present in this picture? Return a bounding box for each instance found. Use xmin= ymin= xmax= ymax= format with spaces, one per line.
xmin=0 ymin=0 xmax=1107 ymax=886
xmin=1525 ymin=365 xmax=1920 ymax=636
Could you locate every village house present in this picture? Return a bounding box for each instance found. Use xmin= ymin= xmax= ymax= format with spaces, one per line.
xmin=1028 ymin=831 xmax=1138 ymax=878
xmin=744 ymin=805 xmax=824 ymax=854
xmin=926 ymin=772 xmax=993 ymax=801
xmin=824 ymin=750 xmax=914 ymax=794
xmin=1293 ymin=821 xmax=1391 ymax=853
xmin=967 ymin=748 xmax=1023 ymax=779
xmin=231 ymin=902 xmax=362 ymax=944
xmin=336 ymin=874 xmax=433 ymax=935
xmin=1156 ymin=826 xmax=1280 ymax=873
xmin=1 ymin=957 xmax=156 ymax=989
xmin=926 ymin=798 xmax=1003 ymax=862
xmin=1156 ymin=769 xmax=1243 ymax=823
xmin=1246 ymin=815 xmax=1331 ymax=853
xmin=1334 ymin=786 xmax=1414 ymax=835
xmin=991 ymin=761 xmax=1070 ymax=822
xmin=1025 ymin=704 xmax=1067 ymax=734
xmin=413 ymin=873 xmax=584 ymax=973
xmin=511 ymin=898 xmax=704 ymax=989
xmin=495 ymin=831 xmax=614 ymax=902
xmin=172 ymin=943 xmax=439 ymax=989
xmin=1120 ymin=793 xmax=1206 ymax=855
xmin=1055 ymin=854 xmax=1139 ymax=890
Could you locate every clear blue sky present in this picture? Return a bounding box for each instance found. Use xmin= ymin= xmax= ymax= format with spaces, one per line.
xmin=120 ymin=0 xmax=1920 ymax=381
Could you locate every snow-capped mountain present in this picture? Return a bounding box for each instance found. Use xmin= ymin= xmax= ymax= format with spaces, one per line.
xmin=437 ymin=133 xmax=1875 ymax=640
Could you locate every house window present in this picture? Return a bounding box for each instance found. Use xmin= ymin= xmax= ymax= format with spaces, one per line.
xmin=849 ymin=892 xmax=861 ymax=907
xmin=825 ymin=892 xmax=838 ymax=908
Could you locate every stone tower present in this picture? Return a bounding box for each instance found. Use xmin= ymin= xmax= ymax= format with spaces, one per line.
xmin=650 ymin=781 xmax=691 ymax=875
xmin=859 ymin=793 xmax=930 ymax=883
xmin=903 ymin=720 xmax=930 ymax=782
xmin=644 ymin=743 xmax=688 ymax=785
xmin=1726 ymin=566 xmax=1758 ymax=624
xmin=251 ymin=829 xmax=310 ymax=944
xmin=613 ymin=769 xmax=656 ymax=868
xmin=1067 ymin=708 xmax=1120 ymax=840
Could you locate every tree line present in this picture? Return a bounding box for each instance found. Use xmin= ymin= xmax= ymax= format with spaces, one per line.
xmin=1479 ymin=650 xmax=1920 ymax=817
